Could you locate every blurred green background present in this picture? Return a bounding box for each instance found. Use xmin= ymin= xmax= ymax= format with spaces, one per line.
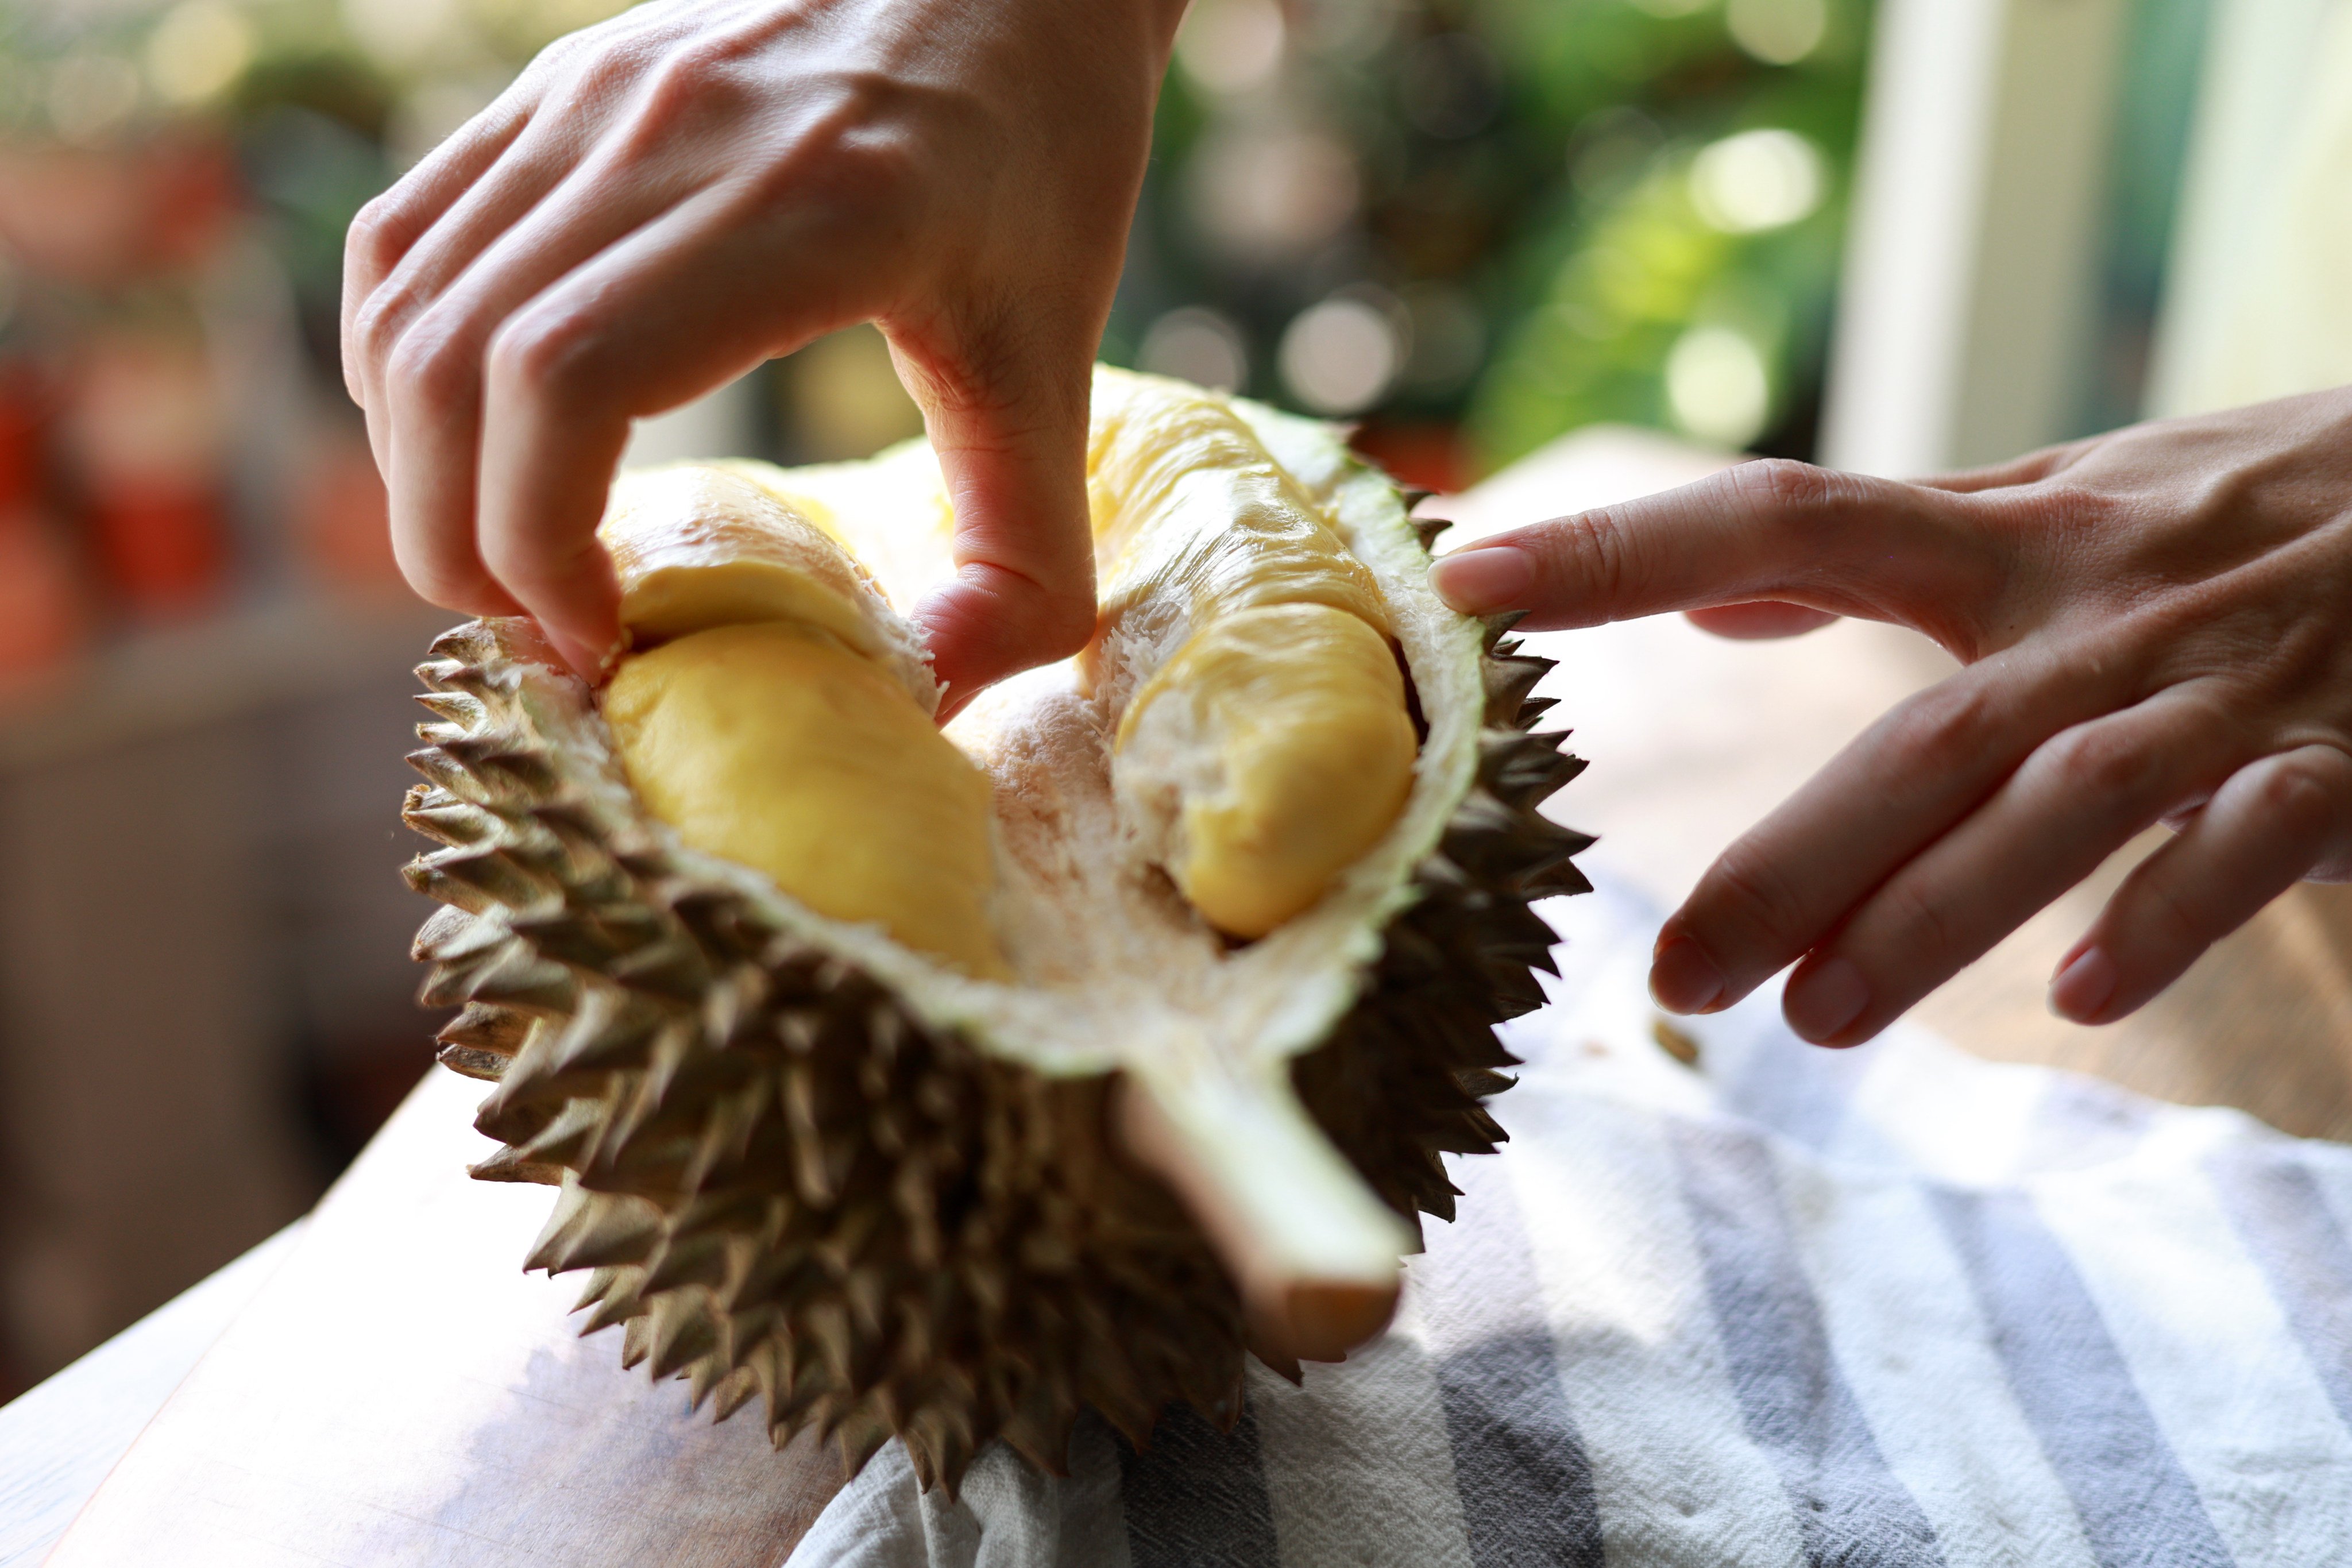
xmin=0 ymin=0 xmax=1876 ymax=561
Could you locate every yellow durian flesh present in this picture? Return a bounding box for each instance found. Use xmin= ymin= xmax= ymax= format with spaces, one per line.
xmin=1118 ymin=604 xmax=1417 ymax=939
xmin=1083 ymin=372 xmax=1391 ymax=663
xmin=604 ymin=622 xmax=1008 ymax=980
xmin=1080 ymin=368 xmax=1418 ymax=940
xmin=601 ymin=465 xmax=932 ymax=706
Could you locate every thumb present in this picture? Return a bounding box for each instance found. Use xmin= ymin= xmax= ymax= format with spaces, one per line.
xmin=1430 ymin=458 xmax=1985 ymax=635
xmin=887 ymin=329 xmax=1099 ymax=719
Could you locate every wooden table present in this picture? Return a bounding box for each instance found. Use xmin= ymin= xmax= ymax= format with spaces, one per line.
xmin=16 ymin=428 xmax=2352 ymax=1565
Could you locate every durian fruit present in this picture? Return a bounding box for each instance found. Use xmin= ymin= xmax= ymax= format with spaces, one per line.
xmin=402 ymin=366 xmax=1590 ymax=1494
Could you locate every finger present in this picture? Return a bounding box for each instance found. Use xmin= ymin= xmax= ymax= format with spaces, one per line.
xmin=347 ymin=106 xmax=537 ymax=482
xmin=475 ymin=189 xmax=890 ymax=674
xmin=360 ymin=112 xmax=656 ymax=497
xmin=380 ymin=144 xmax=732 ymax=636
xmin=1649 ymin=640 xmax=2139 ymax=1018
xmin=2050 ymin=744 xmax=2352 ymax=1024
xmin=1684 ymin=601 xmax=1839 ymax=640
xmin=343 ymin=94 xmax=535 ymax=405
xmin=889 ymin=316 xmax=1098 ymax=717
xmin=1426 ymin=458 xmax=1996 ymax=639
xmin=1775 ymin=689 xmax=2237 ymax=1045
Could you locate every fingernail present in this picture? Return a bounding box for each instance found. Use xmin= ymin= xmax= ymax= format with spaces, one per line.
xmin=2048 ymin=944 xmax=2117 ymax=1022
xmin=547 ymin=627 xmax=608 ymax=681
xmin=1650 ymin=936 xmax=1725 ymax=1014
xmin=1430 ymin=545 xmax=1532 ymax=615
xmin=1785 ymin=957 xmax=1868 ymax=1044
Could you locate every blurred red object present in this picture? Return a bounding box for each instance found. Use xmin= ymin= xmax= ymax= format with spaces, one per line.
xmin=64 ymin=328 xmax=231 ymax=616
xmin=88 ymin=482 xmax=227 ymax=615
xmin=0 ymin=136 xmax=238 ymax=287
xmin=292 ymin=427 xmax=404 ymax=592
xmin=1350 ymin=419 xmax=1473 ymax=497
xmin=0 ymin=370 xmax=88 ymax=678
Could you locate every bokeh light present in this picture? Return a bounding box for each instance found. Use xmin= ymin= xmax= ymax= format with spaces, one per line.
xmin=146 ymin=2 xmax=256 ymax=107
xmin=1183 ymin=121 xmax=1361 ymax=266
xmin=1173 ymin=0 xmax=1287 ymax=98
xmin=1141 ymin=306 xmax=1251 ymax=392
xmin=48 ymin=53 xmax=143 ymax=145
xmin=1690 ymin=129 xmax=1825 ymax=234
xmin=1667 ymin=324 xmax=1772 ymax=446
xmin=1281 ymin=293 xmax=1405 ymax=415
xmin=1728 ymin=0 xmax=1831 ymax=65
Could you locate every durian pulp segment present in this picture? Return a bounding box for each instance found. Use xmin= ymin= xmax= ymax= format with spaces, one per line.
xmin=1076 ymin=368 xmax=1420 ymax=939
xmin=601 ymin=465 xmax=938 ymax=710
xmin=604 ymin=624 xmax=1009 ymax=980
xmin=1116 ymin=604 xmax=1417 ymax=940
xmin=597 ymin=471 xmax=1002 ymax=979
xmin=1082 ymin=369 xmax=1390 ymax=640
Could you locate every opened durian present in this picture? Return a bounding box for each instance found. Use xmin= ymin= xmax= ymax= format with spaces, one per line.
xmin=403 ymin=366 xmax=1589 ymax=1494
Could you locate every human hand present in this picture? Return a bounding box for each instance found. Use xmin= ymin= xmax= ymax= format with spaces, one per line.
xmin=343 ymin=0 xmax=1183 ymax=705
xmin=1431 ymin=389 xmax=2352 ymax=1042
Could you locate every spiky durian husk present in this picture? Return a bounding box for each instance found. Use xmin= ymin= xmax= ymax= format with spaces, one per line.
xmin=402 ymin=555 xmax=1588 ymax=1497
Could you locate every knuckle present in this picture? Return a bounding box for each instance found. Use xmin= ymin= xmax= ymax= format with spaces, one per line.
xmin=485 ymin=308 xmax=593 ymax=405
xmin=349 ymin=284 xmax=418 ymax=373
xmin=1872 ymin=873 xmax=1960 ymax=963
xmin=1875 ymin=681 xmax=1999 ymax=784
xmin=345 ymin=194 xmax=415 ymax=276
xmin=1546 ymin=509 xmax=1636 ymax=602
xmin=1733 ymin=456 xmax=1836 ymax=515
xmin=628 ymin=35 xmax=758 ymax=135
xmin=1033 ymin=593 xmax=1097 ymax=662
xmin=2014 ymin=479 xmax=2123 ymax=542
xmin=776 ymin=121 xmax=929 ymax=238
xmin=1700 ymin=841 xmax=1808 ymax=953
xmin=2255 ymin=750 xmax=2349 ymax=839
xmin=2033 ymin=721 xmax=2150 ymax=801
xmin=385 ymin=319 xmax=476 ymax=410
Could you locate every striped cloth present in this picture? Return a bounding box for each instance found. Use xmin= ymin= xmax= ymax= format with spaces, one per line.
xmin=785 ymin=878 xmax=2352 ymax=1567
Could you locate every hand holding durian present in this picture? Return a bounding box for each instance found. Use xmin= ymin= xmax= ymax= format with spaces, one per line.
xmin=341 ymin=0 xmax=1185 ymax=700
xmin=403 ymin=369 xmax=1589 ymax=1490
xmin=1434 ymin=386 xmax=2352 ymax=1046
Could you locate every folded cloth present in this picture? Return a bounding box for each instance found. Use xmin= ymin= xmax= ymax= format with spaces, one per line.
xmin=786 ymin=878 xmax=2352 ymax=1567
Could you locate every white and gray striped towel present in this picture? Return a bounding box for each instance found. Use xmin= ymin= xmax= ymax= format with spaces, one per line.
xmin=786 ymin=878 xmax=2352 ymax=1566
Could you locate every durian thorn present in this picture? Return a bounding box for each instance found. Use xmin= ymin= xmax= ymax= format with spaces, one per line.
xmin=1480 ymin=609 xmax=1530 ymax=651
xmin=415 ymin=690 xmax=486 ymax=725
xmin=1115 ymin=1065 xmax=1405 ymax=1367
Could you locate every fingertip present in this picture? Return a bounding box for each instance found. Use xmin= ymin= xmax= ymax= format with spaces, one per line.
xmin=2048 ymin=941 xmax=2119 ymax=1024
xmin=1430 ymin=544 xmax=1534 ymax=616
xmin=1783 ymin=955 xmax=1870 ymax=1045
xmin=1649 ymin=934 xmax=1726 ymax=1015
xmin=509 ymin=564 xmax=622 ymax=683
xmin=542 ymin=620 xmax=619 ymax=682
xmin=914 ymin=565 xmax=1097 ymax=717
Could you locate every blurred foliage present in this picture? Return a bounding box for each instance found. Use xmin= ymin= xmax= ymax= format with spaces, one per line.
xmin=2 ymin=0 xmax=1875 ymax=476
xmin=1125 ymin=0 xmax=1875 ymax=477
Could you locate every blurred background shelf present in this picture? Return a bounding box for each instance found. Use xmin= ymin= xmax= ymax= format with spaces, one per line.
xmin=0 ymin=589 xmax=446 ymax=771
